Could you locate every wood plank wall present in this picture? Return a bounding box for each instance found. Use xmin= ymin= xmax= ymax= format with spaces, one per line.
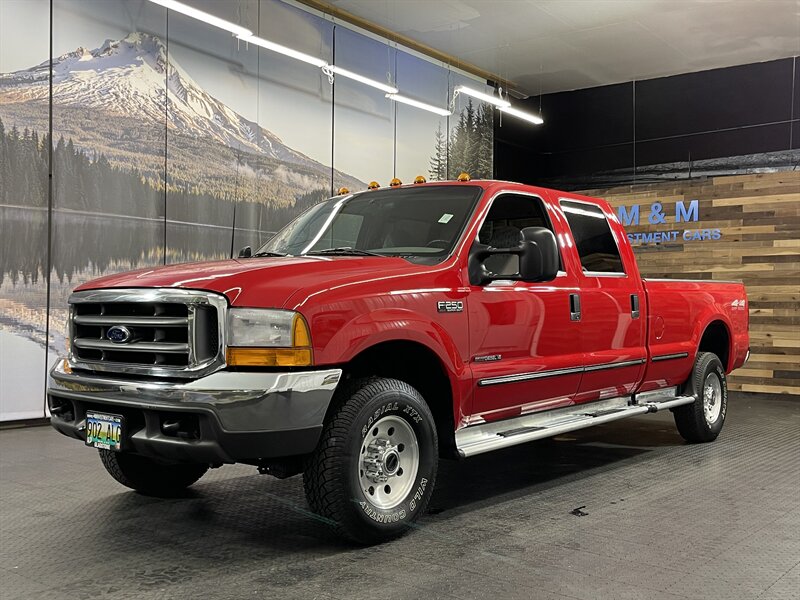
xmin=581 ymin=171 xmax=800 ymax=395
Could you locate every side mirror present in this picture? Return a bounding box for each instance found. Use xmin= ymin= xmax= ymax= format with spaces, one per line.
xmin=468 ymin=226 xmax=559 ymax=285
xmin=238 ymin=246 xmax=252 ymax=258
xmin=518 ymin=227 xmax=559 ymax=282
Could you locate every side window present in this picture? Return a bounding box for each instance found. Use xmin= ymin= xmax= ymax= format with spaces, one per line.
xmin=560 ymin=200 xmax=624 ymax=274
xmin=478 ymin=194 xmax=558 ymax=277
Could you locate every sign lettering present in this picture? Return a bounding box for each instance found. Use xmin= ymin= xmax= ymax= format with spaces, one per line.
xmin=616 ymin=200 xmax=720 ymax=245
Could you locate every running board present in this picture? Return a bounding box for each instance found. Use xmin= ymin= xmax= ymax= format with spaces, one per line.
xmin=455 ymin=393 xmax=696 ymax=457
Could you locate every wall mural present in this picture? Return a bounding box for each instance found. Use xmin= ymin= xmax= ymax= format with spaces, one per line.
xmin=0 ymin=0 xmax=495 ymax=421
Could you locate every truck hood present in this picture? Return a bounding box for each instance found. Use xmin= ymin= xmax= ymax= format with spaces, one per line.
xmin=74 ymin=256 xmax=431 ymax=308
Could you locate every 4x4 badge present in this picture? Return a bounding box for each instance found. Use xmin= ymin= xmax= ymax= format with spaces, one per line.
xmin=437 ymin=301 xmax=463 ymax=313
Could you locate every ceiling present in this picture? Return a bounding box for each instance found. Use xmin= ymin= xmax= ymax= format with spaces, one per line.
xmin=327 ymin=0 xmax=800 ymax=96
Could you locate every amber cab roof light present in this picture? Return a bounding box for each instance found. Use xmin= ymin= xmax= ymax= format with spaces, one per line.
xmin=336 ymin=187 xmax=350 ymax=195
xmin=414 ymin=175 xmax=426 ymax=184
xmin=367 ymin=181 xmax=380 ymax=189
xmin=457 ymin=172 xmax=471 ymax=182
xmin=389 ymin=178 xmax=402 ymax=187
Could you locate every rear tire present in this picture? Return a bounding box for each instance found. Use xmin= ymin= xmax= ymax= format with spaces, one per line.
xmin=303 ymin=377 xmax=438 ymax=544
xmin=674 ymin=351 xmax=727 ymax=443
xmin=99 ymin=450 xmax=208 ymax=497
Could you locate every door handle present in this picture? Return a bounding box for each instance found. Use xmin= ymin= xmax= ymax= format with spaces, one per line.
xmin=631 ymin=294 xmax=640 ymax=319
xmin=569 ymin=293 xmax=581 ymax=321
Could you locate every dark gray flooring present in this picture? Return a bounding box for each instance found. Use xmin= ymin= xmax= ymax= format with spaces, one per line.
xmin=1 ymin=392 xmax=798 ymax=600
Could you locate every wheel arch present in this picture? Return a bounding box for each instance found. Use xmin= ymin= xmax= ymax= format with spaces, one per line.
xmin=339 ymin=339 xmax=459 ymax=458
xmin=697 ymin=318 xmax=732 ymax=372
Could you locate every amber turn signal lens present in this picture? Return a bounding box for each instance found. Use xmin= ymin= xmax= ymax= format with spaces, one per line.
xmin=226 ymin=347 xmax=313 ymax=367
xmin=292 ymin=314 xmax=311 ymax=347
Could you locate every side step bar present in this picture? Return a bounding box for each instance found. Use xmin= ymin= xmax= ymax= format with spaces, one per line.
xmin=455 ymin=391 xmax=696 ymax=457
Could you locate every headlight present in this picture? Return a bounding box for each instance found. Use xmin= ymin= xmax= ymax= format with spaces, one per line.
xmin=226 ymin=309 xmax=312 ymax=367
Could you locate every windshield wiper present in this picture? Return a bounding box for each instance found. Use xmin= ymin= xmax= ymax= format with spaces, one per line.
xmin=304 ymin=247 xmax=385 ymax=257
xmin=251 ymin=251 xmax=288 ymax=257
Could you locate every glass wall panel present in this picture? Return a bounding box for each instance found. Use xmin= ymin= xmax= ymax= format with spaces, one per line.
xmin=246 ymin=0 xmax=335 ymax=251
xmin=164 ymin=0 xmax=256 ymax=262
xmin=49 ymin=1 xmax=167 ymax=399
xmin=394 ymin=52 xmax=450 ymax=182
xmin=333 ymin=26 xmax=394 ymax=190
xmin=447 ymin=73 xmax=494 ymax=180
xmin=0 ymin=0 xmax=51 ymax=420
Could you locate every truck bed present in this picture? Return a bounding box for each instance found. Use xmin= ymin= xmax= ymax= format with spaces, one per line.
xmin=638 ymin=278 xmax=749 ymax=393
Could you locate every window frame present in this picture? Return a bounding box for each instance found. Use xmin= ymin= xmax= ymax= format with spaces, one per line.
xmin=472 ymin=190 xmax=567 ymax=282
xmin=558 ymin=197 xmax=627 ymax=277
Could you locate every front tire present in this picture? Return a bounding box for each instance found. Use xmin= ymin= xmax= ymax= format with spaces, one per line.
xmin=673 ymin=351 xmax=727 ymax=443
xmin=99 ymin=450 xmax=208 ymax=497
xmin=303 ymin=377 xmax=438 ymax=544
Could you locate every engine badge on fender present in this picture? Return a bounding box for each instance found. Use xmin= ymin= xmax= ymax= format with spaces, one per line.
xmin=437 ymin=300 xmax=463 ymax=313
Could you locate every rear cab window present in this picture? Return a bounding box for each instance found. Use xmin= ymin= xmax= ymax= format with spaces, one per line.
xmin=559 ymin=199 xmax=625 ymax=275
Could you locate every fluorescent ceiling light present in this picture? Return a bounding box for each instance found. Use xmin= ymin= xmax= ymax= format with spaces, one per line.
xmin=329 ymin=65 xmax=398 ymax=94
xmin=500 ymin=105 xmax=544 ymax=125
xmin=239 ymin=35 xmax=327 ymax=68
xmin=386 ymin=93 xmax=451 ymax=117
xmin=147 ymin=0 xmax=253 ymax=37
xmin=454 ymin=85 xmax=510 ymax=108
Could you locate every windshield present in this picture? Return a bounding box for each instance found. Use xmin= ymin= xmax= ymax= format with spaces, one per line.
xmin=256 ymin=185 xmax=483 ymax=262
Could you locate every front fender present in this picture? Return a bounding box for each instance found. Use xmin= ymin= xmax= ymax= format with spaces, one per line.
xmin=313 ymin=307 xmax=472 ymax=424
xmin=321 ymin=307 xmax=464 ymax=373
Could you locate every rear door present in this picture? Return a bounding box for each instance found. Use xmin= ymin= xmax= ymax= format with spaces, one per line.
xmin=558 ymin=198 xmax=647 ymax=403
xmin=467 ymin=192 xmax=583 ymax=423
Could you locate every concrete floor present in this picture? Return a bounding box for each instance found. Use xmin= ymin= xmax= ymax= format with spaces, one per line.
xmin=1 ymin=392 xmax=798 ymax=600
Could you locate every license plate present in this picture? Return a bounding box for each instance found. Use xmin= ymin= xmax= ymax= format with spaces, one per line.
xmin=85 ymin=411 xmax=123 ymax=451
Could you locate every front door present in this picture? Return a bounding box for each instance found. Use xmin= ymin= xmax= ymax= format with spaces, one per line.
xmin=467 ymin=192 xmax=583 ymax=424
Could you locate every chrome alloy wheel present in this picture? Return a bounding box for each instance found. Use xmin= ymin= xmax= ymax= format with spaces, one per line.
xmin=359 ymin=415 xmax=419 ymax=510
xmin=703 ymin=372 xmax=723 ymax=425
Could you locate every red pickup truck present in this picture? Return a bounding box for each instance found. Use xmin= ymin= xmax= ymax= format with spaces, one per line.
xmin=48 ymin=179 xmax=749 ymax=543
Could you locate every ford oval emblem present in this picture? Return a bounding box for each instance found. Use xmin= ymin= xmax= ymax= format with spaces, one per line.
xmin=106 ymin=325 xmax=132 ymax=344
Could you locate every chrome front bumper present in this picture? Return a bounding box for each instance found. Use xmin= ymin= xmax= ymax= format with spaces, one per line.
xmin=47 ymin=358 xmax=342 ymax=464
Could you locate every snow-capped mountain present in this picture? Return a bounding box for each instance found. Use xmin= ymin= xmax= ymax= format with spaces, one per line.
xmin=0 ymin=32 xmax=361 ymax=192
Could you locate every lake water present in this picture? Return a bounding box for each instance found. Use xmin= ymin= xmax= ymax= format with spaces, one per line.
xmin=1 ymin=205 xmax=278 ymax=287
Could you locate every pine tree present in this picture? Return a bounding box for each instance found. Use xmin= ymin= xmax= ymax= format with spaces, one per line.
xmin=429 ymin=123 xmax=447 ymax=181
xmin=475 ymin=104 xmax=493 ymax=178
xmin=447 ymin=108 xmax=467 ymax=179
xmin=0 ymin=117 xmax=8 ymax=205
xmin=8 ymin=126 xmax=22 ymax=205
xmin=464 ymin=99 xmax=480 ymax=176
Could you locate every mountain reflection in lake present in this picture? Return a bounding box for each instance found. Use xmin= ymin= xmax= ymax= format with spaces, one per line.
xmin=0 ymin=206 xmax=276 ymax=345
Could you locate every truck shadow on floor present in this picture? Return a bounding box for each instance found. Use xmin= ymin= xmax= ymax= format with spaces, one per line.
xmin=118 ymin=415 xmax=682 ymax=544
xmin=429 ymin=415 xmax=682 ymax=517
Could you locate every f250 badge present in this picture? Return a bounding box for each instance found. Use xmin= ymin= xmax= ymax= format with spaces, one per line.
xmin=437 ymin=300 xmax=463 ymax=313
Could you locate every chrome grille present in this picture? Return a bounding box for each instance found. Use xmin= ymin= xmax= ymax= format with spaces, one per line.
xmin=68 ymin=289 xmax=227 ymax=378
